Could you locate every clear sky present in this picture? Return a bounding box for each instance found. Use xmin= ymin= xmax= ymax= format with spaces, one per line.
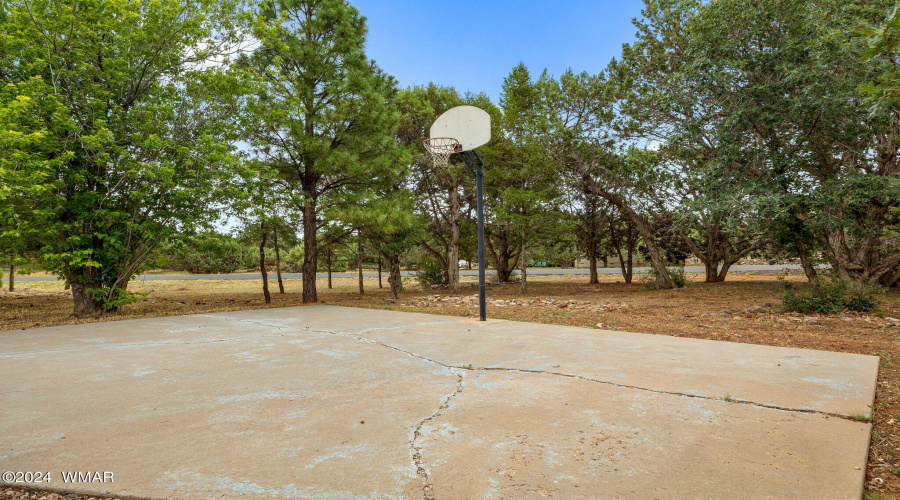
xmin=351 ymin=0 xmax=648 ymax=103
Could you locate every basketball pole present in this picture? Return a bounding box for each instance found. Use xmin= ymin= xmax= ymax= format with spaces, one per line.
xmin=461 ymin=150 xmax=486 ymax=321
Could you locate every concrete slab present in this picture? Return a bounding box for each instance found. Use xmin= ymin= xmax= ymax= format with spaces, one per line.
xmin=0 ymin=305 xmax=877 ymax=499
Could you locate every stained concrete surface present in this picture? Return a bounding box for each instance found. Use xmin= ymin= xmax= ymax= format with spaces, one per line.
xmin=0 ymin=305 xmax=878 ymax=499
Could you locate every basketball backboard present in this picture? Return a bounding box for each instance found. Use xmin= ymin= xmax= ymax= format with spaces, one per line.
xmin=430 ymin=106 xmax=491 ymax=151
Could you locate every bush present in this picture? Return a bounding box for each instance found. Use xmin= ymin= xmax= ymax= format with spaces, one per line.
xmin=668 ymin=266 xmax=687 ymax=288
xmin=416 ymin=258 xmax=445 ymax=288
xmin=641 ymin=266 xmax=687 ymax=289
xmin=780 ymin=275 xmax=882 ymax=314
xmin=284 ymin=245 xmax=304 ymax=273
xmin=317 ymin=255 xmax=349 ymax=273
xmin=168 ymin=233 xmax=243 ymax=274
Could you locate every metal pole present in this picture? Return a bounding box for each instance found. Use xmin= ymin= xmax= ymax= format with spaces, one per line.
xmin=475 ymin=155 xmax=486 ymax=321
xmin=460 ymin=150 xmax=487 ymax=321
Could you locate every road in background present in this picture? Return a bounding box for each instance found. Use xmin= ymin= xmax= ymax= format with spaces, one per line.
xmin=4 ymin=264 xmax=807 ymax=282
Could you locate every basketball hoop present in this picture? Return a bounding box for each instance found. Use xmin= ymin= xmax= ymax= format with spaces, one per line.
xmin=423 ymin=137 xmax=462 ymax=169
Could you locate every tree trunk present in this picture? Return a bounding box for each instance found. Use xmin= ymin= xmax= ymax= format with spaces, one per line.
xmin=327 ymin=248 xmax=333 ymax=289
xmin=378 ymin=258 xmax=383 ymax=288
xmin=586 ymin=238 xmax=599 ymax=285
xmin=796 ymin=240 xmax=819 ymax=286
xmin=716 ymin=245 xmax=757 ymax=282
xmin=677 ymin=222 xmax=755 ymax=283
xmin=70 ymin=265 xmax=103 ymax=315
xmin=704 ymin=260 xmax=719 ymax=283
xmin=260 ymin=224 xmax=271 ymax=304
xmin=880 ymin=267 xmax=900 ymax=288
xmin=64 ymin=280 xmax=70 ymax=291
xmin=520 ymin=236 xmax=528 ymax=294
xmin=705 ymin=226 xmax=724 ymax=283
xmin=357 ymin=234 xmax=364 ymax=295
xmin=610 ymin=217 xmax=631 ymax=284
xmin=8 ymin=265 xmax=14 ymax=292
xmin=274 ymin=230 xmax=284 ymax=294
xmin=625 ymin=227 xmax=636 ymax=284
xmin=594 ymin=187 xmax=673 ymax=288
xmin=616 ymin=251 xmax=629 ymax=283
xmin=486 ymin=229 xmax=518 ymax=283
xmin=447 ymin=181 xmax=461 ymax=293
xmin=71 ymin=282 xmax=103 ymax=315
xmin=602 ymin=255 xmax=608 ymax=268
xmin=382 ymin=251 xmax=403 ymax=299
xmin=302 ymin=203 xmax=318 ymax=303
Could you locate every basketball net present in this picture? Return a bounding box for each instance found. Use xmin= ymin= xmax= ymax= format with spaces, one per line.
xmin=423 ymin=137 xmax=463 ymax=169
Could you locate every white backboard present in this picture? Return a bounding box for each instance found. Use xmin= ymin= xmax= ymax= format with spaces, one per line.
xmin=430 ymin=106 xmax=491 ymax=151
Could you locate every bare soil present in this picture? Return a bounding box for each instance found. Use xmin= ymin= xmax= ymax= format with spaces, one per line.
xmin=2 ymin=271 xmax=899 ymax=499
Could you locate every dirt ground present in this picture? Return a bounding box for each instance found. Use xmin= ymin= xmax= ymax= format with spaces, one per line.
xmin=2 ymin=270 xmax=899 ymax=500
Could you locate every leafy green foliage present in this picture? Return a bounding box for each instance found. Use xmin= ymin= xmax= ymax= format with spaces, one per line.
xmin=283 ymin=245 xmax=305 ymax=273
xmin=0 ymin=0 xmax=249 ymax=312
xmin=415 ymin=259 xmax=446 ymax=289
xmin=396 ymin=83 xmax=469 ymax=293
xmin=166 ymin=234 xmax=244 ymax=275
xmin=241 ymin=0 xmax=404 ymax=303
xmin=859 ymin=5 xmax=900 ymax=108
xmin=780 ymin=275 xmax=882 ymax=314
xmin=641 ymin=266 xmax=687 ymax=290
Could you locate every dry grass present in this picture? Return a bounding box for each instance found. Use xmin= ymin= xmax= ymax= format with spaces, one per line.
xmin=2 ymin=270 xmax=900 ymax=498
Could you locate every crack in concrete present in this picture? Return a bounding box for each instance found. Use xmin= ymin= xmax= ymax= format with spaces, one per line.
xmin=300 ymin=325 xmax=863 ymax=423
xmin=469 ymin=366 xmax=858 ymax=421
xmin=217 ymin=316 xmax=473 ymax=500
xmin=2 ymin=313 xmax=865 ymax=424
xmin=410 ymin=372 xmax=464 ymax=500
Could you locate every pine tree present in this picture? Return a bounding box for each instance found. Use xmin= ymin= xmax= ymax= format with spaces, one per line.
xmin=243 ymin=0 xmax=403 ymax=303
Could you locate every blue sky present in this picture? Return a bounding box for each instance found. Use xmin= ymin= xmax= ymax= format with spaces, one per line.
xmin=352 ymin=0 xmax=648 ymax=103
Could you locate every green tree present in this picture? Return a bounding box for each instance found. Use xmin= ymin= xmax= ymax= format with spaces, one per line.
xmin=396 ymin=84 xmax=469 ymax=293
xmin=540 ymin=68 xmax=677 ymax=288
xmin=166 ymin=233 xmax=244 ymax=275
xmin=230 ymin=161 xmax=298 ymax=302
xmin=0 ymin=0 xmax=248 ymax=313
xmin=569 ymin=182 xmax=611 ymax=284
xmin=487 ymin=63 xmax=561 ymax=292
xmin=0 ymin=78 xmax=63 ymax=291
xmin=860 ymin=5 xmax=900 ymax=108
xmin=242 ymin=0 xmax=402 ymax=303
xmin=357 ymin=192 xmax=422 ymax=299
xmin=681 ymin=0 xmax=900 ymax=286
xmin=614 ymin=0 xmax=774 ymax=285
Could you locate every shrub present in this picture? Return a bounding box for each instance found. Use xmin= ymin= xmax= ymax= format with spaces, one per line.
xmin=780 ymin=275 xmax=882 ymax=314
xmin=284 ymin=245 xmax=304 ymax=273
xmin=168 ymin=233 xmax=243 ymax=274
xmin=668 ymin=266 xmax=687 ymax=288
xmin=416 ymin=258 xmax=445 ymax=288
xmin=641 ymin=266 xmax=687 ymax=289
xmin=317 ymin=255 xmax=349 ymax=273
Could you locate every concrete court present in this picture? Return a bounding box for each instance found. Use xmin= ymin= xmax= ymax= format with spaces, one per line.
xmin=0 ymin=305 xmax=879 ymax=499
